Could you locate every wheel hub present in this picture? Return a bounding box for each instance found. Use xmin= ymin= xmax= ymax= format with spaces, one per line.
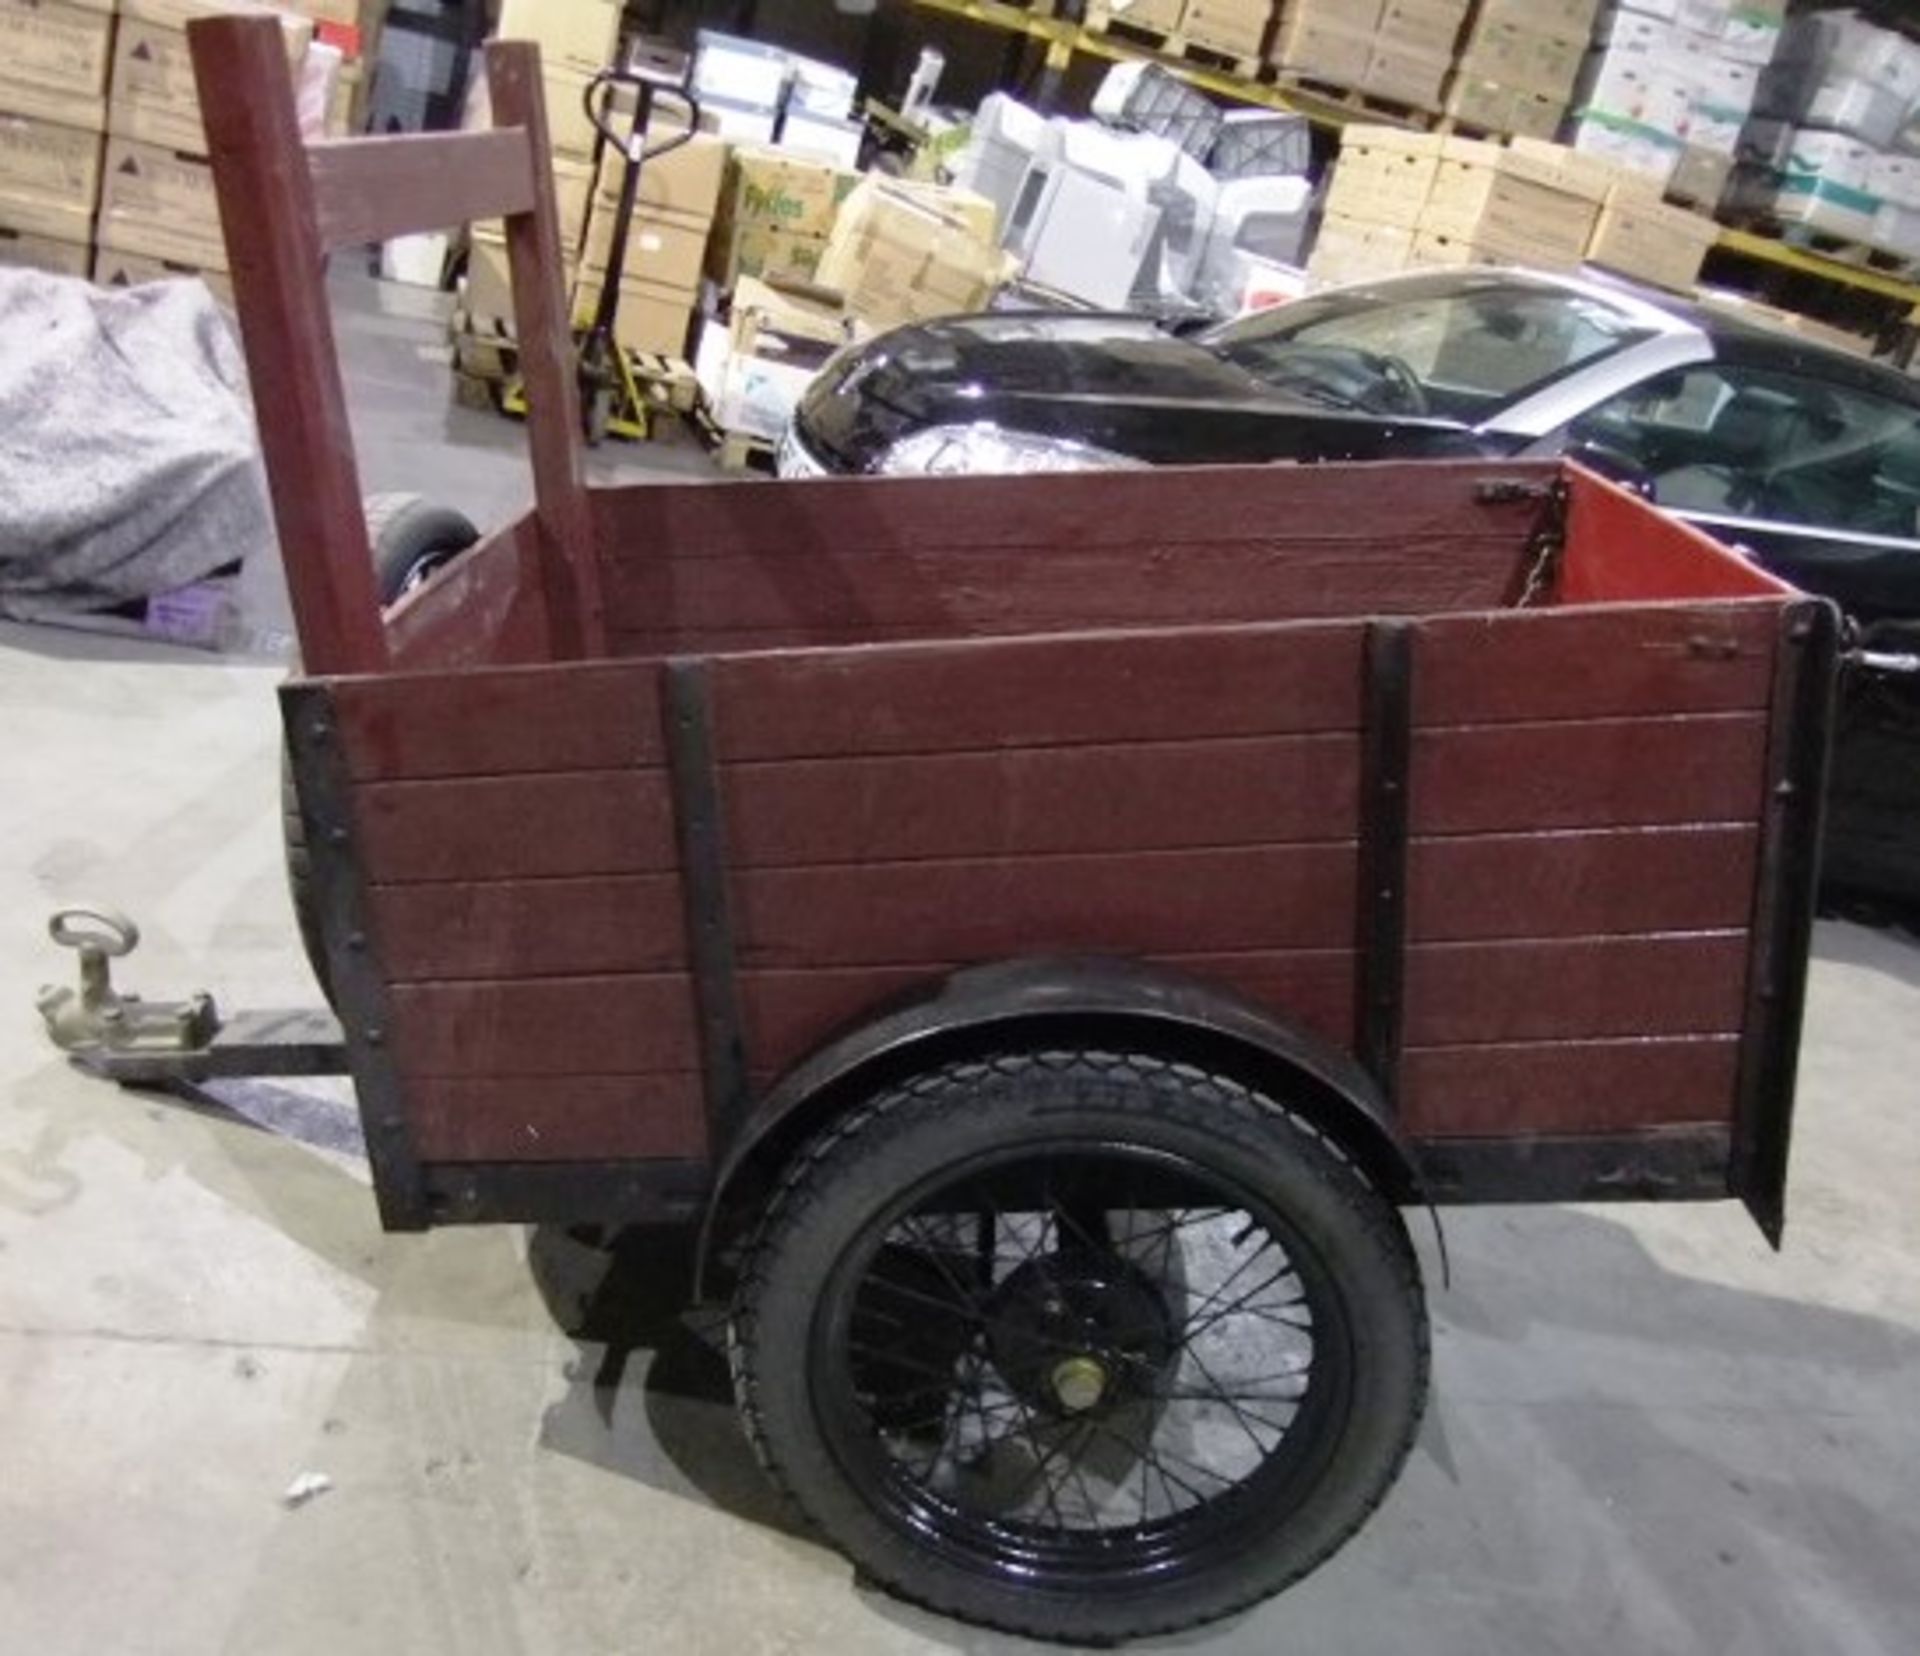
xmin=987 ymin=1253 xmax=1177 ymax=1416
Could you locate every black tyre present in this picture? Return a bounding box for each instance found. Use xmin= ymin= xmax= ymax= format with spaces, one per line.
xmin=362 ymin=491 xmax=480 ymax=605
xmin=282 ymin=494 xmax=481 ymax=1002
xmin=730 ymin=1049 xmax=1428 ymax=1644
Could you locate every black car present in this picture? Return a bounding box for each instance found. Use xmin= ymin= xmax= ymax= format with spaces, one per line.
xmin=783 ymin=267 xmax=1920 ymax=905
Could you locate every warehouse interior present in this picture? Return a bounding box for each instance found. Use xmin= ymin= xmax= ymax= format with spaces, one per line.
xmin=4 ymin=1 xmax=1920 ymax=1651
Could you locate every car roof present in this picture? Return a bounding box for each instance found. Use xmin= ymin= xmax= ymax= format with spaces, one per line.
xmin=1322 ymin=264 xmax=1920 ymax=408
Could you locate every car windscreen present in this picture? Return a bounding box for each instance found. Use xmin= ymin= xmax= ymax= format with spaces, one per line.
xmin=1204 ymin=280 xmax=1654 ymax=423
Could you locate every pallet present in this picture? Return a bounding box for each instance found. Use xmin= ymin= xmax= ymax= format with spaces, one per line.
xmin=1726 ymin=217 xmax=1919 ymax=279
xmin=1083 ymin=8 xmax=1266 ymax=81
xmin=688 ymin=399 xmax=779 ymax=475
xmin=447 ymin=307 xmax=702 ymax=432
xmin=1273 ymin=73 xmax=1441 ymax=127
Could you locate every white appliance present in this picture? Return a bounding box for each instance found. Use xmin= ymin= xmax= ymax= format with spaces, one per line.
xmin=952 ymin=93 xmax=1046 ymax=235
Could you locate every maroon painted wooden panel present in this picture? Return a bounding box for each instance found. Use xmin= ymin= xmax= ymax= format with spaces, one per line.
xmin=592 ymin=457 xmax=1555 ymax=559
xmin=387 ymin=975 xmax=700 ymax=1076
xmin=384 ymin=512 xmax=553 ymax=673
xmin=1403 ymin=932 xmax=1750 ymax=1045
xmin=1409 ymin=826 xmax=1759 ymax=941
xmin=357 ymin=771 xmax=677 ymax=883
xmin=1413 ymin=714 xmax=1768 ymax=835
xmin=366 ymin=877 xmax=687 ymax=981
xmin=723 ymin=735 xmax=1358 ymax=868
xmin=1559 ymin=467 xmax=1794 ymax=605
xmin=408 ymin=1074 xmax=707 ymax=1162
xmin=739 ymin=949 xmax=1358 ymax=1083
xmin=1414 ymin=602 xmax=1778 ymax=725
xmin=1401 ymin=1035 xmax=1741 ymax=1135
xmin=709 ymin=624 xmax=1365 ymax=763
xmin=307 ymin=129 xmax=535 ymax=251
xmin=732 ymin=845 xmax=1359 ymax=971
xmin=329 ymin=661 xmax=662 ymax=782
xmin=599 ymin=536 xmax=1530 ymax=649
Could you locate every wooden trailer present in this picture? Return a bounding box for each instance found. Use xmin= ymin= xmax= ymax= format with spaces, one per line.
xmin=70 ymin=17 xmax=1843 ymax=1643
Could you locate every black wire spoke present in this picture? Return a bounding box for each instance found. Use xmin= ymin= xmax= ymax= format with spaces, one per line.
xmin=892 ymin=1215 xmax=992 ymax=1310
xmin=1088 ymin=1415 xmax=1215 ymax=1513
xmin=1184 ymin=1286 xmax=1314 ymax=1347
xmin=846 ymin=1337 xmax=971 ymax=1383
xmin=1179 ymin=1257 xmax=1308 ymax=1345
xmin=1177 ymin=1239 xmax=1289 ymax=1331
xmin=1179 ymin=1340 xmax=1286 ymax=1462
xmin=858 ymin=1271 xmax=989 ymax=1325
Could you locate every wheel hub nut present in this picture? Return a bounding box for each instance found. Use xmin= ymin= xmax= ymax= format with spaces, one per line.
xmin=1051 ymin=1356 xmax=1107 ymax=1413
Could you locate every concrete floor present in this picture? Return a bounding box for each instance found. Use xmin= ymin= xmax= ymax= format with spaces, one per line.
xmin=4 ymin=274 xmax=1920 ymax=1655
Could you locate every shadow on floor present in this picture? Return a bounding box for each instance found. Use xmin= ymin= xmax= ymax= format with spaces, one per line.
xmin=522 ymin=1203 xmax=1920 ymax=1652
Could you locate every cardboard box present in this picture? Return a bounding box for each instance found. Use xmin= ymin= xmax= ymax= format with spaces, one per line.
xmin=98 ymin=135 xmax=226 ymax=268
xmin=1271 ymin=12 xmax=1373 ymax=86
xmin=716 ymin=221 xmax=828 ymax=288
xmin=1456 ymin=22 xmax=1587 ymax=102
xmin=719 ymin=146 xmax=857 ymax=242
xmin=0 ymin=0 xmax=114 ymax=100
xmin=1585 ymin=190 xmax=1718 ymax=290
xmin=582 ymin=204 xmax=708 ymax=290
xmin=571 ymin=264 xmax=695 ymax=356
xmin=1569 ymin=117 xmax=1684 ymax=190
xmin=494 ymin=0 xmax=618 ymax=74
xmin=0 ymin=221 xmax=88 ymax=274
xmin=1181 ymin=0 xmax=1271 ymax=60
xmin=1324 ymin=126 xmax=1445 ymax=226
xmin=1417 ymin=143 xmax=1606 ymax=267
xmin=1443 ymin=78 xmax=1565 ymax=141
xmin=1092 ymin=0 xmax=1186 ymax=34
xmin=0 ymin=100 xmax=102 ymax=215
xmin=592 ymin=129 xmax=727 ymax=226
xmin=1373 ymin=0 xmax=1470 ymax=59
xmin=701 ymin=274 xmax=864 ymax=442
xmin=1473 ymin=0 xmax=1599 ymax=34
xmin=815 ymin=177 xmax=1000 ymax=329
xmin=1306 ymin=212 xmax=1413 ymax=285
xmin=1667 ymin=143 xmax=1732 ymax=209
xmin=111 ymin=0 xmax=311 ymax=156
xmin=93 ymin=233 xmax=234 ymax=304
xmin=1362 ymin=44 xmax=1452 ymax=112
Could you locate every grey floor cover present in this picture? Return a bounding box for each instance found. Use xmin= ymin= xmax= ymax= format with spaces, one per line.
xmin=0 ymin=268 xmax=273 ymax=620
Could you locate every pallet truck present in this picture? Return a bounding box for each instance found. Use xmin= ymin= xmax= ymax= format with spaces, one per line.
xmin=500 ymin=64 xmax=701 ymax=445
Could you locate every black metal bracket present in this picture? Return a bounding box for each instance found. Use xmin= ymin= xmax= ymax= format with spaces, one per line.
xmin=1730 ymin=598 xmax=1842 ymax=1248
xmin=1355 ymin=620 xmax=1413 ymax=1114
xmin=282 ymin=682 xmax=431 ymax=1230
xmin=664 ymin=659 xmax=751 ymax=1155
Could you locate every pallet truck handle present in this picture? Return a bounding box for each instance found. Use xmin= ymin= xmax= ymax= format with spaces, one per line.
xmin=583 ymin=68 xmax=701 ymax=167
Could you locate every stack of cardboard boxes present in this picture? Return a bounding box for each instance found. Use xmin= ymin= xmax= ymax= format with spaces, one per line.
xmin=706 ymin=146 xmax=859 ymax=291
xmin=1179 ymin=2 xmax=1273 ymax=68
xmin=1310 ymin=124 xmax=1719 ymax=293
xmin=1447 ymin=0 xmax=1599 ymax=141
xmin=0 ymin=0 xmax=114 ymax=278
xmin=464 ymin=0 xmax=618 ymax=334
xmin=572 ymin=120 xmax=727 ymax=357
xmin=1271 ymin=1 xmax=1470 ymax=115
xmin=1569 ymin=0 xmax=1786 ymax=208
xmin=815 ymin=176 xmax=1002 ymax=331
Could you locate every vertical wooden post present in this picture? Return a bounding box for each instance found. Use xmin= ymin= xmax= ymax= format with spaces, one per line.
xmin=189 ymin=16 xmax=388 ymax=677
xmin=488 ymin=41 xmax=606 ymax=659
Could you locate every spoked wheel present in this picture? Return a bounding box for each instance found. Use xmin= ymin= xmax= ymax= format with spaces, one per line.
xmin=731 ymin=1050 xmax=1429 ymax=1644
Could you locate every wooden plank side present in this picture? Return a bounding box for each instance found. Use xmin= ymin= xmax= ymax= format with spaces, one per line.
xmin=1414 ymin=602 xmax=1778 ymax=725
xmin=1403 ymin=932 xmax=1750 ymax=1045
xmin=306 ymin=129 xmax=536 ymax=250
xmin=366 ymin=876 xmax=687 ymax=981
xmin=598 ymin=536 xmax=1532 ymax=645
xmin=724 ymin=735 xmax=1358 ymax=868
xmin=357 ymin=771 xmax=677 ymax=882
xmin=732 ymin=845 xmax=1359 ymax=970
xmin=329 ymin=660 xmax=662 ymax=781
xmin=384 ymin=512 xmax=553 ymax=673
xmin=710 ymin=624 xmax=1365 ymax=763
xmin=592 ymin=457 xmax=1558 ymax=559
xmin=408 ymin=1074 xmax=707 ymax=1162
xmin=1409 ymin=826 xmax=1759 ymax=940
xmin=1559 ymin=467 xmax=1795 ymax=604
xmin=739 ymin=950 xmax=1358 ymax=1083
xmin=1413 ymin=713 xmax=1769 ymax=834
xmin=388 ymin=975 xmax=700 ymax=1076
xmin=1401 ymin=1035 xmax=1740 ymax=1135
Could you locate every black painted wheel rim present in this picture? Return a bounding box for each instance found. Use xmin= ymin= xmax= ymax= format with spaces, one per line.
xmin=810 ymin=1140 xmax=1357 ymax=1592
